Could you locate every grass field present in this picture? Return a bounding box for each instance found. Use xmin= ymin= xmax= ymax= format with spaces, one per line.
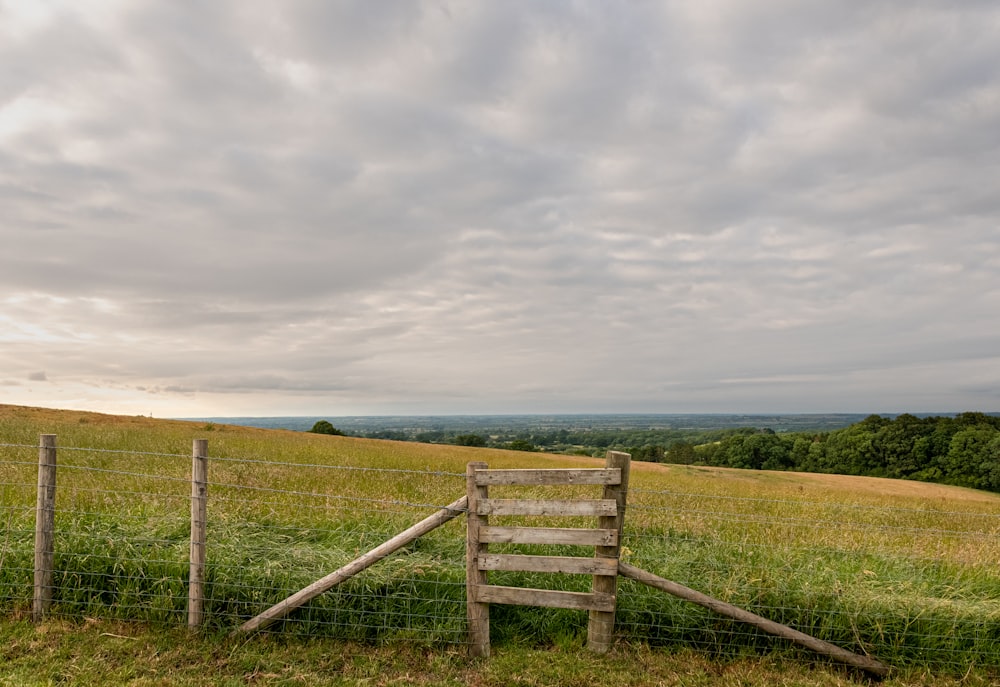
xmin=5 ymin=618 xmax=1000 ymax=687
xmin=2 ymin=404 xmax=999 ymax=684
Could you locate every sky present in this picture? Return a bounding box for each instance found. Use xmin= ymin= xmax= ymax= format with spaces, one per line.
xmin=2 ymin=1 xmax=999 ymax=418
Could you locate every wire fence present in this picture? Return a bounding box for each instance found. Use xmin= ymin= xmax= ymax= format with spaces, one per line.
xmin=1 ymin=436 xmax=999 ymax=675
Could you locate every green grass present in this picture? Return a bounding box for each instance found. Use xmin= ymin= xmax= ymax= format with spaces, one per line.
xmin=2 ymin=404 xmax=1000 ymax=680
xmin=1 ymin=618 xmax=997 ymax=687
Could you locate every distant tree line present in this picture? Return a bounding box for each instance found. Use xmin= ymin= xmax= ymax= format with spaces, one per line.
xmin=305 ymin=413 xmax=1000 ymax=493
xmin=334 ymin=424 xmax=728 ymax=455
xmin=686 ymin=413 xmax=1000 ymax=492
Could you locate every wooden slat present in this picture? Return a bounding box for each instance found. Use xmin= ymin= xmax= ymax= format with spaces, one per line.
xmin=475 ymin=585 xmax=616 ymax=612
xmin=475 ymin=468 xmax=621 ymax=486
xmin=479 ymin=526 xmax=618 ymax=546
xmin=479 ymin=553 xmax=619 ymax=576
xmin=478 ymin=498 xmax=617 ymax=517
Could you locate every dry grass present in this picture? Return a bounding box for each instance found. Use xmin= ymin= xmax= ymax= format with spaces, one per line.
xmin=2 ymin=404 xmax=1000 ymax=676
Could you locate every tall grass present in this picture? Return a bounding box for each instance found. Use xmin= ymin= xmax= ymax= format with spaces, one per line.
xmin=1 ymin=404 xmax=999 ymax=675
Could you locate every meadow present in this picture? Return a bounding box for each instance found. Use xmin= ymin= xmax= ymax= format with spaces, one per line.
xmin=2 ymin=404 xmax=999 ymax=684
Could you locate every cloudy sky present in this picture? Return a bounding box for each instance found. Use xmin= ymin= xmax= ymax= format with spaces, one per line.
xmin=2 ymin=1 xmax=999 ymax=418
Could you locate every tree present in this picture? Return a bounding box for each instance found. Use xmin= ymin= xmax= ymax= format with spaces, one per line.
xmin=824 ymin=424 xmax=879 ymax=475
xmin=666 ymin=442 xmax=697 ymax=464
xmin=875 ymin=414 xmax=928 ymax=479
xmin=454 ymin=434 xmax=487 ymax=447
xmin=943 ymin=427 xmax=997 ymax=487
xmin=507 ymin=439 xmax=538 ymax=452
xmin=309 ymin=420 xmax=344 ymax=436
xmin=979 ymin=436 xmax=1000 ymax=491
xmin=717 ymin=432 xmax=791 ymax=471
xmin=631 ymin=445 xmax=666 ymax=463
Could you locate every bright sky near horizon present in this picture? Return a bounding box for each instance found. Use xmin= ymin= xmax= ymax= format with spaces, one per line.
xmin=2 ymin=1 xmax=999 ymax=418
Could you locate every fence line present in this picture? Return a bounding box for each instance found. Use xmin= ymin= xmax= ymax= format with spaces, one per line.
xmin=1 ymin=434 xmax=998 ymax=674
xmin=208 ymin=454 xmax=466 ymax=478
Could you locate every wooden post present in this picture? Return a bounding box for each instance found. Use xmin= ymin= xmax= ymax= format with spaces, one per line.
xmin=466 ymin=462 xmax=490 ymax=657
xmin=33 ymin=434 xmax=57 ymax=622
xmin=188 ymin=439 xmax=208 ymax=628
xmin=587 ymin=450 xmax=631 ymax=653
xmin=238 ymin=495 xmax=467 ymax=634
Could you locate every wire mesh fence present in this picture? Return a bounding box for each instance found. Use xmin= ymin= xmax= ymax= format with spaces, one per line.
xmin=1 ymin=436 xmax=998 ymax=674
xmin=1 ymin=438 xmax=471 ymax=643
xmin=620 ymin=486 xmax=1000 ymax=671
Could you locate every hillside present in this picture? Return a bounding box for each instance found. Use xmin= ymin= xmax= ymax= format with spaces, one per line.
xmin=1 ymin=404 xmax=999 ymax=680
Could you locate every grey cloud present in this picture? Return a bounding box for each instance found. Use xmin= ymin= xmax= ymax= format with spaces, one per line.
xmin=202 ymin=375 xmax=357 ymax=393
xmin=273 ymin=0 xmax=427 ymax=64
xmin=1 ymin=0 xmax=999 ymax=415
xmin=0 ymin=11 xmax=121 ymax=102
xmin=146 ymin=385 xmax=197 ymax=395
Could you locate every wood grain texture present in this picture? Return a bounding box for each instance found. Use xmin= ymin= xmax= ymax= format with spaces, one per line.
xmin=33 ymin=434 xmax=57 ymax=622
xmin=475 ymin=585 xmax=616 ymax=612
xmin=465 ymin=462 xmax=490 ymax=657
xmin=479 ymin=553 xmax=619 ymax=575
xmin=479 ymin=526 xmax=618 ymax=546
xmin=477 ymin=498 xmax=617 ymax=517
xmin=475 ymin=468 xmax=621 ymax=486
xmin=588 ymin=450 xmax=631 ymax=653
xmin=188 ymin=439 xmax=208 ymax=629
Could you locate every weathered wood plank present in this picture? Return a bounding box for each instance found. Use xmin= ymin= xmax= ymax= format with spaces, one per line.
xmin=475 ymin=468 xmax=621 ymax=486
xmin=479 ymin=554 xmax=619 ymax=576
xmin=479 ymin=526 xmax=618 ymax=546
xmin=478 ymin=498 xmax=617 ymax=517
xmin=475 ymin=586 xmax=616 ymax=612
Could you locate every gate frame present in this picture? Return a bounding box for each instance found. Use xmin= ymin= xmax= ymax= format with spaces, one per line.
xmin=466 ymin=451 xmax=631 ymax=657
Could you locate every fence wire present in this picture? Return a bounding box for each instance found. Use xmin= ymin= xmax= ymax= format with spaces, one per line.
xmin=1 ymin=439 xmax=998 ymax=674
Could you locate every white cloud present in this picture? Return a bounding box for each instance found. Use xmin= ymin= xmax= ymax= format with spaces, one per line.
xmin=1 ymin=0 xmax=998 ymax=416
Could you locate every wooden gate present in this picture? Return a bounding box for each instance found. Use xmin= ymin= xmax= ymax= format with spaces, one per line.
xmin=465 ymin=451 xmax=631 ymax=656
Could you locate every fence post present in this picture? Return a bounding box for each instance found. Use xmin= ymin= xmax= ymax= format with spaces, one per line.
xmin=587 ymin=450 xmax=631 ymax=652
xmin=188 ymin=438 xmax=208 ymax=628
xmin=33 ymin=434 xmax=57 ymax=622
xmin=466 ymin=461 xmax=490 ymax=657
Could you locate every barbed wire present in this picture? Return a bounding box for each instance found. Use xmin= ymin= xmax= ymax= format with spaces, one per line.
xmin=209 ymin=494 xmax=467 ymax=516
xmin=58 ymin=445 xmax=191 ymax=460
xmin=54 ymin=463 xmax=191 ymax=483
xmin=0 ymin=459 xmax=41 ymax=469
